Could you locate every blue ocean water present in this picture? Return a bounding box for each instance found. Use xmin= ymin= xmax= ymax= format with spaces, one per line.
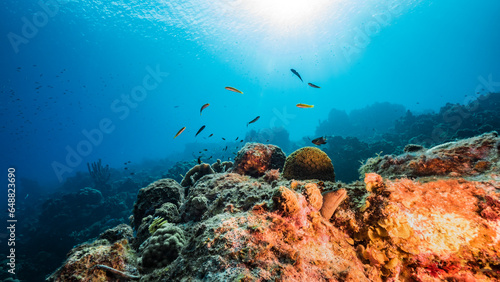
xmin=2 ymin=0 xmax=500 ymax=280
xmin=2 ymin=0 xmax=500 ymax=187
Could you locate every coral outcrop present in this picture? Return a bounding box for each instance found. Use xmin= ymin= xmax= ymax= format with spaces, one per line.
xmin=138 ymin=223 xmax=187 ymax=269
xmin=231 ymin=143 xmax=286 ymax=177
xmin=180 ymin=163 xmax=214 ymax=187
xmin=47 ymin=239 xmax=138 ymax=281
xmin=132 ymin=179 xmax=184 ymax=230
xmin=283 ymin=147 xmax=336 ymax=181
xmin=360 ymin=131 xmax=500 ymax=178
xmin=50 ymin=134 xmax=500 ymax=281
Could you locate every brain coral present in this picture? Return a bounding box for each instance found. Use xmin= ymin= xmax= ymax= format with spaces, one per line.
xmin=282 ymin=147 xmax=335 ymax=181
xmin=139 ymin=223 xmax=186 ymax=269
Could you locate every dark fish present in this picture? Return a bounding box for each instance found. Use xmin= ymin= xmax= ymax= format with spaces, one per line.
xmin=128 ymin=161 xmax=131 ymax=163
xmin=124 ymin=167 xmax=128 ymax=170
xmin=222 ymin=137 xmax=226 ymax=140
xmin=235 ymin=137 xmax=239 ymax=141
xmin=197 ymin=156 xmax=201 ymax=164
xmin=195 ymin=125 xmax=206 ymax=137
xmin=208 ymin=156 xmax=213 ymax=159
xmin=224 ymin=146 xmax=227 ymax=151
xmin=204 ymin=149 xmax=208 ymax=151
xmin=308 ymin=82 xmax=320 ymax=88
xmin=200 ymin=103 xmax=210 ymax=115
xmin=247 ymin=116 xmax=260 ymax=127
xmin=209 ymin=134 xmax=213 ymax=137
xmin=130 ymin=172 xmax=135 ymax=175
xmin=240 ymin=140 xmax=243 ymax=142
xmin=290 ymin=69 xmax=303 ymax=82
xmin=312 ymin=136 xmax=327 ymax=145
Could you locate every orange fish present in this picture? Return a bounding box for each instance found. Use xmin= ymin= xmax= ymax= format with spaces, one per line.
xmin=296 ymin=103 xmax=314 ymax=108
xmin=200 ymin=103 xmax=210 ymax=115
xmin=308 ymin=83 xmax=320 ymax=88
xmin=225 ymin=86 xmax=243 ymax=94
xmin=174 ymin=127 xmax=186 ymax=139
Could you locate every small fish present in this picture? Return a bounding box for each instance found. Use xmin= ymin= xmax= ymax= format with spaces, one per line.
xmin=174 ymin=105 xmax=179 ymax=108
xmin=222 ymin=137 xmax=226 ymax=140
xmin=290 ymin=69 xmax=303 ymax=82
xmin=128 ymin=161 xmax=131 ymax=163
xmin=208 ymin=156 xmax=213 ymax=159
xmin=247 ymin=116 xmax=260 ymax=127
xmin=130 ymin=172 xmax=135 ymax=175
xmin=224 ymin=146 xmax=228 ymax=151
xmin=24 ymin=194 xmax=29 ymax=200
xmin=200 ymin=103 xmax=210 ymax=115
xmin=240 ymin=140 xmax=243 ymax=142
xmin=124 ymin=167 xmax=128 ymax=170
xmin=174 ymin=126 xmax=186 ymax=139
xmin=308 ymin=83 xmax=320 ymax=88
xmin=197 ymin=156 xmax=201 ymax=164
xmin=312 ymin=136 xmax=327 ymax=145
xmin=235 ymin=137 xmax=239 ymax=141
xmin=204 ymin=149 xmax=208 ymax=151
xmin=296 ymin=103 xmax=314 ymax=108
xmin=195 ymin=125 xmax=206 ymax=137
xmin=225 ymin=86 xmax=243 ymax=94
xmin=209 ymin=134 xmax=213 ymax=137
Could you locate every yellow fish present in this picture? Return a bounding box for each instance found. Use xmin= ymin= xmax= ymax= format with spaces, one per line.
xmin=200 ymin=103 xmax=210 ymax=115
xmin=225 ymin=86 xmax=243 ymax=94
xmin=296 ymin=103 xmax=314 ymax=108
xmin=174 ymin=126 xmax=186 ymax=139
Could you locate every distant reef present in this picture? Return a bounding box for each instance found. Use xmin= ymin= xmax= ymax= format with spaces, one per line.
xmin=317 ymin=92 xmax=500 ymax=182
xmin=47 ymin=132 xmax=500 ymax=281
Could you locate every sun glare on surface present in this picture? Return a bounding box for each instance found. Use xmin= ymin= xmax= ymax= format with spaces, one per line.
xmin=242 ymin=0 xmax=330 ymax=30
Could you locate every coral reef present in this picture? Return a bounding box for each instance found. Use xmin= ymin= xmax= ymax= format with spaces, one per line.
xmin=282 ymin=147 xmax=335 ymax=181
xmin=320 ymin=189 xmax=347 ymax=220
xmin=231 ymin=143 xmax=286 ymax=177
xmin=132 ymin=179 xmax=184 ymax=230
xmin=162 ymin=160 xmax=197 ymax=183
xmin=263 ymin=168 xmax=280 ymax=183
xmin=211 ymin=159 xmax=233 ymax=173
xmin=180 ymin=163 xmax=215 ymax=187
xmin=87 ymin=159 xmax=111 ymax=191
xmin=49 ymin=133 xmax=500 ymax=281
xmin=47 ymin=239 xmax=138 ymax=281
xmin=360 ymin=131 xmax=500 ymax=178
xmin=138 ymin=223 xmax=187 ymax=269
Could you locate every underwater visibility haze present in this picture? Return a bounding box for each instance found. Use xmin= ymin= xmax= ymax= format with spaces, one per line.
xmin=2 ymin=0 xmax=500 ymax=281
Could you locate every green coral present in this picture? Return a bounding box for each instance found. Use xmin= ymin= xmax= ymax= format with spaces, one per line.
xmin=282 ymin=147 xmax=335 ymax=181
xmin=149 ymin=217 xmax=167 ymax=234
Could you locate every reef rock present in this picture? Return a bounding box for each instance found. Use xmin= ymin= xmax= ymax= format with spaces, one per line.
xmin=283 ymin=147 xmax=336 ymax=181
xmin=231 ymin=143 xmax=286 ymax=177
xmin=50 ymin=136 xmax=500 ymax=281
xmin=47 ymin=239 xmax=138 ymax=281
xmin=132 ymin=179 xmax=184 ymax=230
xmin=180 ymin=163 xmax=214 ymax=187
xmin=361 ymin=131 xmax=500 ymax=178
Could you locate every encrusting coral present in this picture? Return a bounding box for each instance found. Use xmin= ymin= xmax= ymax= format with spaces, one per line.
xmin=282 ymin=147 xmax=336 ymax=181
xmin=231 ymin=143 xmax=286 ymax=177
xmin=360 ymin=131 xmax=500 ymax=178
xmin=180 ymin=163 xmax=215 ymax=187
